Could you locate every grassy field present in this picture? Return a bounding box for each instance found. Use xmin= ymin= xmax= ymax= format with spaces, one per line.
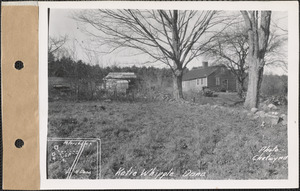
xmin=48 ymin=99 xmax=288 ymax=179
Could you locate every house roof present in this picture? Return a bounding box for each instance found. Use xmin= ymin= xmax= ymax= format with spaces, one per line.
xmin=182 ymin=65 xmax=224 ymax=81
xmin=104 ymin=72 xmax=137 ymax=79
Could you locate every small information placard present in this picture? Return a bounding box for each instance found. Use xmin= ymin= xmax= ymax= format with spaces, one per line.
xmin=47 ymin=138 xmax=101 ymax=179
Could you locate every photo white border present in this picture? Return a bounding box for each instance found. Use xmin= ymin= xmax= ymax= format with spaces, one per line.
xmin=39 ymin=1 xmax=299 ymax=189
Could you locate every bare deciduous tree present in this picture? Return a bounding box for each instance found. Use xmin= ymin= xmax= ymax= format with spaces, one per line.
xmin=205 ymin=16 xmax=286 ymax=100
xmin=48 ymin=35 xmax=68 ymax=64
xmin=241 ymin=11 xmax=272 ymax=108
xmin=75 ymin=9 xmax=225 ymax=100
xmin=48 ymin=35 xmax=68 ymax=54
xmin=205 ymin=25 xmax=249 ymax=98
xmin=265 ymin=25 xmax=288 ymax=74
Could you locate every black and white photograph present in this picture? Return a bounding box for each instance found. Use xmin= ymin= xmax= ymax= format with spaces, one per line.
xmin=40 ymin=1 xmax=298 ymax=188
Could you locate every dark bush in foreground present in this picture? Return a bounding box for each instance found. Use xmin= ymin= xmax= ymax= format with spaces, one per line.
xmin=261 ymin=74 xmax=287 ymax=97
xmin=202 ymin=89 xmax=214 ymax=97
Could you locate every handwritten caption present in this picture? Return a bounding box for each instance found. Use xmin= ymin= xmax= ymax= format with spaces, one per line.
xmin=252 ymin=145 xmax=288 ymax=163
xmin=114 ymin=167 xmax=206 ymax=179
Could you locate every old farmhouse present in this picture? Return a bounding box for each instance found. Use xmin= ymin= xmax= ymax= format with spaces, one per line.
xmin=182 ymin=62 xmax=237 ymax=92
xmin=104 ymin=72 xmax=137 ymax=93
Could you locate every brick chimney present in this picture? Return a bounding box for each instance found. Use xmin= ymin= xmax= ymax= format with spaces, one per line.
xmin=202 ymin=61 xmax=208 ymax=68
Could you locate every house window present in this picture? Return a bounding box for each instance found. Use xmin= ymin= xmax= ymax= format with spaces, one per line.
xmin=216 ymin=77 xmax=220 ymax=85
xmin=201 ymin=78 xmax=203 ymax=85
xmin=196 ymin=79 xmax=200 ymax=85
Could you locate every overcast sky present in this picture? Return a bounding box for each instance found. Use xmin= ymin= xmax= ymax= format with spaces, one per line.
xmin=49 ymin=9 xmax=288 ymax=74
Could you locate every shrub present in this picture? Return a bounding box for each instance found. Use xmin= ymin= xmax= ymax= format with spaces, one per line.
xmin=266 ymin=95 xmax=288 ymax=106
xmin=261 ymin=74 xmax=287 ymax=97
xmin=202 ymin=88 xmax=214 ymax=97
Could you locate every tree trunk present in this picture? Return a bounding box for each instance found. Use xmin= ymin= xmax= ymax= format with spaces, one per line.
xmin=172 ymin=71 xmax=184 ymax=100
xmin=237 ymin=77 xmax=246 ymax=99
xmin=170 ymin=10 xmax=184 ymax=101
xmin=241 ymin=11 xmax=271 ymax=109
xmin=244 ymin=59 xmax=264 ymax=108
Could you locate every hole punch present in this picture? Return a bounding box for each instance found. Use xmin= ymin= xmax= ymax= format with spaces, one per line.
xmin=15 ymin=139 xmax=24 ymax=148
xmin=14 ymin=61 xmax=24 ymax=70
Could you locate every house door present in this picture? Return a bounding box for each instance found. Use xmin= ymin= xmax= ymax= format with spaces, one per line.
xmin=221 ymin=79 xmax=228 ymax=91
